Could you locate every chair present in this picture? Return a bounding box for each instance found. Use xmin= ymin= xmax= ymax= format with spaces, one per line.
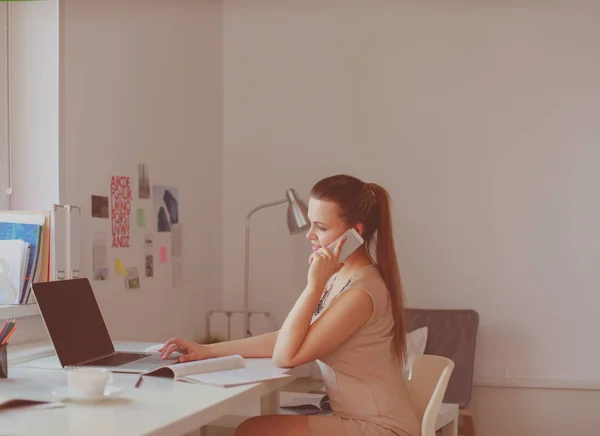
xmin=407 ymin=355 xmax=455 ymax=436
xmin=406 ymin=309 xmax=479 ymax=436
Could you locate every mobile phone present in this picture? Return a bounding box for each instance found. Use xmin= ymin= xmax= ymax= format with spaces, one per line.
xmin=327 ymin=228 xmax=364 ymax=262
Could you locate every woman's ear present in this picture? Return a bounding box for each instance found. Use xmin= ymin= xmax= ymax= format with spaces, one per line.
xmin=355 ymin=223 xmax=364 ymax=236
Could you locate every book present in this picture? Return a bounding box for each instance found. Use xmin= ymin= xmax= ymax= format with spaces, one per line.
xmin=0 ymin=214 xmax=45 ymax=305
xmin=2 ymin=210 xmax=52 ymax=304
xmin=144 ymin=355 xmax=290 ymax=387
xmin=0 ymin=240 xmax=31 ymax=305
xmin=279 ymin=393 xmax=332 ymax=415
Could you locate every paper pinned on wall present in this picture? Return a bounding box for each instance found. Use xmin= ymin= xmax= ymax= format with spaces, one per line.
xmin=126 ymin=267 xmax=140 ymax=289
xmin=92 ymin=232 xmax=108 ymax=280
xmin=171 ymin=223 xmax=183 ymax=287
xmin=138 ymin=164 xmax=150 ymax=199
xmin=91 ymin=196 xmax=109 ymax=218
xmin=153 ymin=185 xmax=179 ymax=232
xmin=144 ymin=235 xmax=154 ymax=277
xmin=159 ymin=246 xmax=168 ymax=264
xmin=115 ymin=258 xmax=128 ymax=276
xmin=136 ymin=209 xmax=146 ymax=228
xmin=111 ymin=175 xmax=132 ymax=248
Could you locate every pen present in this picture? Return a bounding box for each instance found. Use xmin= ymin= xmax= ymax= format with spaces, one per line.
xmin=0 ymin=319 xmax=15 ymax=344
xmin=135 ymin=375 xmax=144 ymax=388
xmin=1 ymin=327 xmax=16 ymax=345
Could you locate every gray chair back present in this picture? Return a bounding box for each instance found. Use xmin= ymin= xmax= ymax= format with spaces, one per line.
xmin=406 ymin=309 xmax=479 ymax=408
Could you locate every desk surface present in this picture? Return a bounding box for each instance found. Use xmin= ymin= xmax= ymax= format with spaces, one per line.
xmin=0 ymin=342 xmax=295 ymax=436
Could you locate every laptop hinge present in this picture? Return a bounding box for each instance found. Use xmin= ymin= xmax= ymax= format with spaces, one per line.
xmin=73 ymin=351 xmax=120 ymax=367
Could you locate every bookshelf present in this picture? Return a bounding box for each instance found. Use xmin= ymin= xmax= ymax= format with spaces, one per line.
xmin=0 ymin=204 xmax=80 ymax=315
xmin=0 ymin=303 xmax=39 ymax=319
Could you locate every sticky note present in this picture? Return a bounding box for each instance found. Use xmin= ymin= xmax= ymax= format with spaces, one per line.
xmin=136 ymin=209 xmax=146 ymax=228
xmin=159 ymin=246 xmax=168 ymax=264
xmin=115 ymin=258 xmax=128 ymax=276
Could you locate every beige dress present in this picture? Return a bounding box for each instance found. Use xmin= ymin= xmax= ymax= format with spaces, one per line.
xmin=308 ymin=265 xmax=420 ymax=436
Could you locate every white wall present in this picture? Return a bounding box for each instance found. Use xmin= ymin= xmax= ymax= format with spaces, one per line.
xmin=9 ymin=0 xmax=60 ymax=211
xmin=4 ymin=0 xmax=61 ymax=342
xmin=11 ymin=0 xmax=223 ymax=346
xmin=223 ymin=1 xmax=599 ymax=434
xmin=61 ymin=0 xmax=223 ymax=343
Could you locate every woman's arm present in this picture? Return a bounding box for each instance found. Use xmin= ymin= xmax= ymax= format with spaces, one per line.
xmin=272 ymin=286 xmax=373 ymax=368
xmin=273 ymin=239 xmax=374 ymax=368
xmin=160 ymin=331 xmax=279 ymax=362
xmin=206 ymin=331 xmax=279 ymax=358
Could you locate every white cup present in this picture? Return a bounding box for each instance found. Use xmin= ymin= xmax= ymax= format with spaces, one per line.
xmin=67 ymin=368 xmax=113 ymax=398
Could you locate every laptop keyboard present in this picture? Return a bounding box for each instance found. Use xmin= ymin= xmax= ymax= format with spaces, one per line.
xmin=83 ymin=352 xmax=149 ymax=367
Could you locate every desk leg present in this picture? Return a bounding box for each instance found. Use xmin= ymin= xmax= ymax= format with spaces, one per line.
xmin=260 ymin=390 xmax=280 ymax=415
xmin=440 ymin=416 xmax=458 ymax=436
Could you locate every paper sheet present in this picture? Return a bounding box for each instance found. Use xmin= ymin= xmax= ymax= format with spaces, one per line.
xmin=136 ymin=209 xmax=146 ymax=228
xmin=115 ymin=258 xmax=128 ymax=276
xmin=91 ymin=196 xmax=109 ymax=218
xmin=138 ymin=164 xmax=150 ymax=199
xmin=171 ymin=223 xmax=183 ymax=287
xmin=110 ymin=175 xmax=132 ymax=248
xmin=126 ymin=267 xmax=140 ymax=289
xmin=153 ymin=185 xmax=178 ymax=232
xmin=144 ymin=235 xmax=154 ymax=277
xmin=159 ymin=246 xmax=168 ymax=264
xmin=92 ymin=232 xmax=108 ymax=280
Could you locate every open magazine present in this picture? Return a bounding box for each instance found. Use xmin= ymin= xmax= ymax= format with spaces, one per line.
xmin=279 ymin=394 xmax=332 ymax=415
xmin=144 ymin=355 xmax=291 ymax=387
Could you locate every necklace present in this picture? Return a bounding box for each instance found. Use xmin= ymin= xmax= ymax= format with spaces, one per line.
xmin=314 ymin=275 xmax=352 ymax=317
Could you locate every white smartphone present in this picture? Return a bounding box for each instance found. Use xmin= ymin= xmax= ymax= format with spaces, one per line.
xmin=327 ymin=228 xmax=365 ymax=262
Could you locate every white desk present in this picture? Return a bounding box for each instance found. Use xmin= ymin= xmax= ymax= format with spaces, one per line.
xmin=1 ymin=342 xmax=459 ymax=436
xmin=0 ymin=342 xmax=296 ymax=436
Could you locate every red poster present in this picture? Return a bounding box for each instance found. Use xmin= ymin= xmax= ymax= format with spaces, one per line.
xmin=111 ymin=175 xmax=132 ymax=248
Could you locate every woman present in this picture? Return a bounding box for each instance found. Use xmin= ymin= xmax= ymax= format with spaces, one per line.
xmin=159 ymin=174 xmax=420 ymax=436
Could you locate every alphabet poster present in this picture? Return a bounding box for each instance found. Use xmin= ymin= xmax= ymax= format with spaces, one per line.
xmin=111 ymin=175 xmax=132 ymax=248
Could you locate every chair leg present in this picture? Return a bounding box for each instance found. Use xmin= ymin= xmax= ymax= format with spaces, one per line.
xmin=458 ymin=409 xmax=476 ymax=436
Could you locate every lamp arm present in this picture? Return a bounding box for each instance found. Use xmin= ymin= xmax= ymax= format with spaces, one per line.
xmin=245 ymin=198 xmax=288 ymax=226
xmin=244 ymin=198 xmax=287 ymax=337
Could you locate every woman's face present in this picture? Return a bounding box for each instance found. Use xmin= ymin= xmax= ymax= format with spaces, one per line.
xmin=305 ymin=198 xmax=347 ymax=252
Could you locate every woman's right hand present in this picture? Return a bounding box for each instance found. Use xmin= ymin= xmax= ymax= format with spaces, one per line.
xmin=159 ymin=337 xmax=209 ymax=362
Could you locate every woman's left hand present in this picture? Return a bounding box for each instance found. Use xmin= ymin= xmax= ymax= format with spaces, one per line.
xmin=307 ymin=236 xmax=346 ymax=291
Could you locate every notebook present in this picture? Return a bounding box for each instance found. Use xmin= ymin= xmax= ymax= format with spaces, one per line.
xmin=144 ymin=355 xmax=290 ymax=387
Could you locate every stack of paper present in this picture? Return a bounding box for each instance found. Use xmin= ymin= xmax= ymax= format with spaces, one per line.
xmin=0 ymin=212 xmax=50 ymax=305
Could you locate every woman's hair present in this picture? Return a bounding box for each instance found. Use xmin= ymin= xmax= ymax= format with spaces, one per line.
xmin=310 ymin=174 xmax=407 ymax=361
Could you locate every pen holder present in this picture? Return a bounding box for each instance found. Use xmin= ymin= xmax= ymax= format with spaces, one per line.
xmin=0 ymin=344 xmax=7 ymax=378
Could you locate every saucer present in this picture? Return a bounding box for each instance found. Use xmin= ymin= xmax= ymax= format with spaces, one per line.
xmin=51 ymin=386 xmax=124 ymax=403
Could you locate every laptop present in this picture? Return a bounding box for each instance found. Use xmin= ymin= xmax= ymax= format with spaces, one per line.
xmin=32 ymin=278 xmax=177 ymax=373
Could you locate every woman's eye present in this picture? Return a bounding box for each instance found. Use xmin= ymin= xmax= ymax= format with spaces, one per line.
xmin=317 ymin=226 xmax=326 ymax=231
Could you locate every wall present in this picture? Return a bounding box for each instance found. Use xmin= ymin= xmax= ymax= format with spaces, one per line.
xmin=11 ymin=0 xmax=223 ymax=345
xmin=4 ymin=0 xmax=60 ymax=342
xmin=223 ymin=1 xmax=599 ymax=434
xmin=9 ymin=0 xmax=60 ymax=212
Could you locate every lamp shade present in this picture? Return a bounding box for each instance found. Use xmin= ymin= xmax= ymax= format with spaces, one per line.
xmin=285 ymin=189 xmax=310 ymax=234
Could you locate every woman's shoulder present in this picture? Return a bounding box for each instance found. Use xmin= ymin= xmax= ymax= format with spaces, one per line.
xmin=352 ymin=264 xmax=385 ymax=287
xmin=349 ymin=265 xmax=389 ymax=304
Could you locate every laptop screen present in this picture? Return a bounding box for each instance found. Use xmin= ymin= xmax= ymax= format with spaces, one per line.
xmin=33 ymin=278 xmax=115 ymax=367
